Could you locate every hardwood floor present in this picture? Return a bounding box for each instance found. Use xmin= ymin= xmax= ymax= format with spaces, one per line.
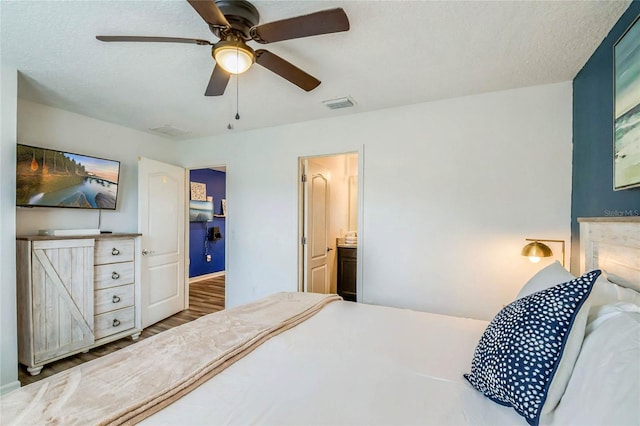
xmin=18 ymin=275 xmax=225 ymax=386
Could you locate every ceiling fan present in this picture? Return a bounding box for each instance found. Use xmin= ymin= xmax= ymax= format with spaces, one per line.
xmin=96 ymin=0 xmax=350 ymax=96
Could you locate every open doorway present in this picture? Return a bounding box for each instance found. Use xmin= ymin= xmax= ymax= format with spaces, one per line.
xmin=187 ymin=166 xmax=227 ymax=313
xmin=299 ymin=152 xmax=359 ymax=301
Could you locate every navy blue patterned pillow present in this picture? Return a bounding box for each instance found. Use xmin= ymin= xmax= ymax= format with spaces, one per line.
xmin=464 ymin=270 xmax=600 ymax=426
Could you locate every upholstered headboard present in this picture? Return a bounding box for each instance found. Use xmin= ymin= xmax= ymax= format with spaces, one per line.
xmin=579 ymin=217 xmax=640 ymax=291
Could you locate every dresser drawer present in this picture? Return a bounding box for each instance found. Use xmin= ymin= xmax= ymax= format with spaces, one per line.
xmin=95 ymin=284 xmax=134 ymax=315
xmin=95 ymin=262 xmax=134 ymax=290
xmin=94 ymin=306 xmax=135 ymax=340
xmin=95 ymin=239 xmax=134 ymax=265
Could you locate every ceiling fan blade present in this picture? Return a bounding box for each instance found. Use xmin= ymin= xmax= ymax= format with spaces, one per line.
xmin=96 ymin=36 xmax=212 ymax=45
xmin=205 ymin=64 xmax=231 ymax=96
xmin=187 ymin=0 xmax=230 ymax=29
xmin=255 ymin=50 xmax=320 ymax=92
xmin=250 ymin=8 xmax=349 ymax=44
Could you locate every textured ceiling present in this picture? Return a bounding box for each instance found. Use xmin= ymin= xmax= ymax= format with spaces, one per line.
xmin=1 ymin=0 xmax=630 ymax=140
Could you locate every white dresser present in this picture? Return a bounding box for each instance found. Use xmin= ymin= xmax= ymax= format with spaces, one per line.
xmin=16 ymin=234 xmax=142 ymax=375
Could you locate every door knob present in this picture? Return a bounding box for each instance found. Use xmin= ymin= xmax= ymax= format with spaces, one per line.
xmin=141 ymin=249 xmax=156 ymax=256
xmin=327 ymin=247 xmax=334 ymax=252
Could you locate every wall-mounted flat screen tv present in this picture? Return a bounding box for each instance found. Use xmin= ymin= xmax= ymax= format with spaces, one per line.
xmin=16 ymin=144 xmax=121 ymax=210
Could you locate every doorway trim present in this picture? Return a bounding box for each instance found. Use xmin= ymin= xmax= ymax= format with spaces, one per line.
xmin=297 ymin=149 xmax=364 ymax=301
xmin=184 ymin=163 xmax=229 ymax=310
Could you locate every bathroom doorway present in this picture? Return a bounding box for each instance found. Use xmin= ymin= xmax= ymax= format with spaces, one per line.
xmin=187 ymin=166 xmax=227 ymax=312
xmin=298 ymin=152 xmax=359 ymax=299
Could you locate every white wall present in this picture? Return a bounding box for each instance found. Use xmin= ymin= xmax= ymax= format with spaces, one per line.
xmin=0 ymin=66 xmax=20 ymax=394
xmin=176 ymin=82 xmax=573 ymax=321
xmin=16 ymin=100 xmax=177 ymax=234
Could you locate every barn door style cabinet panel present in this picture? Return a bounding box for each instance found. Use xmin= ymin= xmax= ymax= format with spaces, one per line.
xmin=16 ymin=234 xmax=142 ymax=375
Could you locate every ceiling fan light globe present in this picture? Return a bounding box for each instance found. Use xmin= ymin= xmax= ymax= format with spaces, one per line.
xmin=214 ymin=46 xmax=254 ymax=74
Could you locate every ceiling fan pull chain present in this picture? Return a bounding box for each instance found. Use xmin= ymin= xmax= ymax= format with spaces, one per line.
xmin=235 ymin=52 xmax=240 ymax=121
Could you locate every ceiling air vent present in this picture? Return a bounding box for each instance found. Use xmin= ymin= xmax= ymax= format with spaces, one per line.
xmin=322 ymin=96 xmax=356 ymax=110
xmin=149 ymin=125 xmax=192 ymax=138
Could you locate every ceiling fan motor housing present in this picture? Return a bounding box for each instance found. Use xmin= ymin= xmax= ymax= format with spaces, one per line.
xmin=213 ymin=0 xmax=260 ymax=40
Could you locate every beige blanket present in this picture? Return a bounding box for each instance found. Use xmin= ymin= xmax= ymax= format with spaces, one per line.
xmin=1 ymin=292 xmax=341 ymax=425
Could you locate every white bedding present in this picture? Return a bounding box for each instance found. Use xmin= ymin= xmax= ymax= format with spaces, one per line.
xmin=144 ymin=301 xmax=523 ymax=425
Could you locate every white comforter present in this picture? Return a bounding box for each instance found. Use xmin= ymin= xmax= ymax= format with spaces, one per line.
xmin=144 ymin=300 xmax=523 ymax=425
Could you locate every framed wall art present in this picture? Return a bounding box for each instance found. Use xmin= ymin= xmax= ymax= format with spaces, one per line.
xmin=189 ymin=200 xmax=213 ymax=222
xmin=190 ymin=181 xmax=207 ymax=200
xmin=614 ymin=14 xmax=640 ymax=190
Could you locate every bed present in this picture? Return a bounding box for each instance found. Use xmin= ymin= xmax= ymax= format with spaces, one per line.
xmin=2 ymin=217 xmax=639 ymax=425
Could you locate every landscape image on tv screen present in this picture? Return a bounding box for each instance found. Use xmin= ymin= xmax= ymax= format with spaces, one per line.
xmin=16 ymin=144 xmax=120 ymax=210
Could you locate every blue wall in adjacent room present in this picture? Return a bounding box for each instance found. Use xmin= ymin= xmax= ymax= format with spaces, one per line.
xmin=571 ymin=2 xmax=640 ymax=272
xmin=189 ymin=169 xmax=226 ymax=278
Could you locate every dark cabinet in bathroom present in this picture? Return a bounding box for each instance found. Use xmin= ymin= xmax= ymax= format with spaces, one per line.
xmin=337 ymin=246 xmax=357 ymax=302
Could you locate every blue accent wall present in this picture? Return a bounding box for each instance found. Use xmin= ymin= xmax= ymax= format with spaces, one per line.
xmin=571 ymin=2 xmax=640 ymax=272
xmin=189 ymin=169 xmax=226 ymax=278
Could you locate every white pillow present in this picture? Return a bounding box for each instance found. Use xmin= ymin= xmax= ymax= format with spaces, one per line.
xmin=586 ymin=302 xmax=640 ymax=334
xmin=517 ymin=263 xmax=640 ymax=314
xmin=544 ymin=308 xmax=640 ymax=425
xmin=589 ymin=274 xmax=640 ymax=308
xmin=516 ymin=261 xmax=575 ymax=299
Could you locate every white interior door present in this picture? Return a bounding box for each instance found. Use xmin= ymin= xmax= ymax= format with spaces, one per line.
xmin=138 ymin=157 xmax=185 ymax=327
xmin=304 ymin=160 xmax=330 ymax=294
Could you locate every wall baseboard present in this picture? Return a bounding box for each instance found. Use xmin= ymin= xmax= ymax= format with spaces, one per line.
xmin=189 ymin=271 xmax=225 ymax=283
xmin=0 ymin=380 xmax=21 ymax=395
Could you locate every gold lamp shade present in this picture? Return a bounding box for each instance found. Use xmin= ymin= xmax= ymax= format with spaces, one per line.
xmin=521 ymin=241 xmax=553 ymax=259
xmin=521 ymin=238 xmax=565 ymax=266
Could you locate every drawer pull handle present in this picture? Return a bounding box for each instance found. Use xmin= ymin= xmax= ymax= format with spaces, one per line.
xmin=112 ymin=295 xmax=121 ymax=304
xmin=112 ymin=319 xmax=121 ymax=327
xmin=112 ymin=248 xmax=120 ymax=256
xmin=111 ymin=271 xmax=120 ymax=280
